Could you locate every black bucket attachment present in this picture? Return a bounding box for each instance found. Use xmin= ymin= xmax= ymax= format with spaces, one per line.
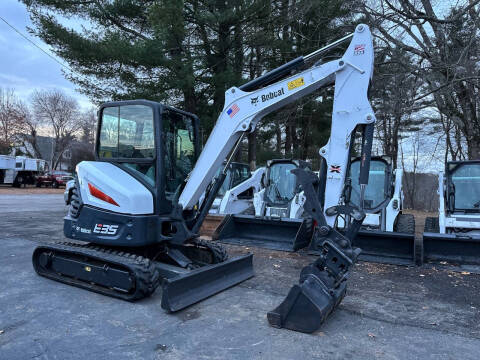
xmin=268 ymin=241 xmax=352 ymax=333
xmin=161 ymin=254 xmax=254 ymax=312
xmin=352 ymin=229 xmax=419 ymax=265
xmin=310 ymin=229 xmax=419 ymax=265
xmin=423 ymin=232 xmax=480 ymax=265
xmin=213 ymin=214 xmax=312 ymax=252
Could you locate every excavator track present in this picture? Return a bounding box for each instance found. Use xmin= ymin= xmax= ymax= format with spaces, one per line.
xmin=32 ymin=242 xmax=161 ymax=301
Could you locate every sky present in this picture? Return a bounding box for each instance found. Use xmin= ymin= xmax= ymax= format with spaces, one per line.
xmin=0 ymin=0 xmax=94 ymax=110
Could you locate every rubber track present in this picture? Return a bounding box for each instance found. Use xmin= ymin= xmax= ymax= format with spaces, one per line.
xmin=191 ymin=238 xmax=228 ymax=263
xmin=32 ymin=242 xmax=161 ymax=301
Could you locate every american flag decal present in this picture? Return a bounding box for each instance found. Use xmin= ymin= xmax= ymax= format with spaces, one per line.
xmin=227 ymin=103 xmax=240 ymax=118
xmin=354 ymin=44 xmax=365 ymax=55
xmin=329 ymin=165 xmax=341 ymax=173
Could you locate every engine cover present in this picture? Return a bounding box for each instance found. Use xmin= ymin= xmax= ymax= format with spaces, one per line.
xmin=76 ymin=161 xmax=154 ymax=215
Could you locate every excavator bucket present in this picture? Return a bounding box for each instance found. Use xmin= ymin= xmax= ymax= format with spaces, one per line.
xmin=213 ymin=214 xmax=312 ymax=252
xmin=268 ymin=241 xmax=351 ymax=333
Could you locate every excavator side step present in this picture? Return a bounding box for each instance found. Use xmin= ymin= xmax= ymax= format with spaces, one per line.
xmin=214 ymin=214 xmax=311 ymax=252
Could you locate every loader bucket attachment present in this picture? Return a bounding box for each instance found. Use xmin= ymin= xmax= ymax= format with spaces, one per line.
xmin=423 ymin=232 xmax=480 ymax=266
xmin=310 ymin=229 xmax=419 ymax=265
xmin=352 ymin=229 xmax=418 ymax=265
xmin=161 ymin=254 xmax=254 ymax=312
xmin=213 ymin=214 xmax=311 ymax=252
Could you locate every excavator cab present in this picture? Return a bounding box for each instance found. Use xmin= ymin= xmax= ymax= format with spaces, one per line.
xmin=97 ymin=101 xmax=200 ymax=215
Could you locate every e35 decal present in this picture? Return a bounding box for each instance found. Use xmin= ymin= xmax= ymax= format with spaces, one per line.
xmin=93 ymin=224 xmax=119 ymax=235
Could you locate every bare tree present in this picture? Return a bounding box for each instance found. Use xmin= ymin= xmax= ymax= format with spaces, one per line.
xmin=32 ymin=89 xmax=80 ymax=169
xmin=361 ymin=0 xmax=480 ymax=159
xmin=79 ymin=108 xmax=96 ymax=145
xmin=0 ymin=88 xmax=24 ymax=154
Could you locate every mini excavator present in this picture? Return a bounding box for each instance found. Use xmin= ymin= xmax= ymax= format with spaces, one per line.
xmin=32 ymin=24 xmax=376 ymax=333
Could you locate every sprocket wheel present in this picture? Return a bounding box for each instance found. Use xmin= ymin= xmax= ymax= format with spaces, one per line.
xmin=189 ymin=238 xmax=228 ymax=264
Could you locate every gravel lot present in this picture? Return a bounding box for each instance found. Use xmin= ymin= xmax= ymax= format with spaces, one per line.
xmin=0 ymin=194 xmax=479 ymax=359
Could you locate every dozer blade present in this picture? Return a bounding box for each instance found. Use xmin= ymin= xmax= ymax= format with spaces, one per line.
xmin=213 ymin=214 xmax=311 ymax=252
xmin=423 ymin=232 xmax=480 ymax=266
xmin=161 ymin=254 xmax=254 ymax=312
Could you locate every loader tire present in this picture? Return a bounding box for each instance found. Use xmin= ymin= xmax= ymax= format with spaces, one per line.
xmin=69 ymin=184 xmax=81 ymax=219
xmin=424 ymin=216 xmax=439 ymax=233
xmin=394 ymin=213 xmax=415 ymax=234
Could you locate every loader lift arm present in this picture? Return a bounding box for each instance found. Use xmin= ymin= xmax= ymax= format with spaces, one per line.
xmin=178 ymin=24 xmax=376 ymax=332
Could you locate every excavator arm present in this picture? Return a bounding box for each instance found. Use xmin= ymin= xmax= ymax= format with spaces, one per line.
xmin=178 ymin=24 xmax=375 ymax=216
xmin=182 ymin=24 xmax=376 ymax=333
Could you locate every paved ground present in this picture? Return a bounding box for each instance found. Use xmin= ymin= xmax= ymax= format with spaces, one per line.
xmin=1 ymin=195 xmax=480 ymax=359
xmin=0 ymin=184 xmax=65 ymax=195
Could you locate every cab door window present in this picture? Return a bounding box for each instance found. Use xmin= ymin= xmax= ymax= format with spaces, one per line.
xmin=163 ymin=110 xmax=196 ymax=200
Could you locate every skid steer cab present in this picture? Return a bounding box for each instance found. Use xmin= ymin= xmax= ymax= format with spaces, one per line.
xmin=214 ymin=159 xmax=313 ymax=252
xmin=423 ymin=160 xmax=480 ymax=265
xmin=332 ymin=156 xmax=418 ymax=265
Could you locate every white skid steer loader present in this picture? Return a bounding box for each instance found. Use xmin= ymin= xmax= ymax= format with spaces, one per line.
xmin=423 ymin=160 xmax=480 ymax=266
xmin=214 ymin=159 xmax=311 ymax=252
xmin=329 ymin=156 xmax=418 ymax=265
xmin=209 ymin=163 xmax=264 ymax=215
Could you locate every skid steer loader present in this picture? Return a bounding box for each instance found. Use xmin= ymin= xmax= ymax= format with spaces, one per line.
xmin=213 ymin=159 xmax=312 ymax=252
xmin=209 ymin=163 xmax=264 ymax=215
xmin=324 ymin=156 xmax=418 ymax=265
xmin=423 ymin=160 xmax=480 ymax=266
xmin=32 ymin=24 xmax=376 ymax=333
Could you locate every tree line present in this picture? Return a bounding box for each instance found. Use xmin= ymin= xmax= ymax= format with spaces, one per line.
xmin=14 ymin=0 xmax=480 ymax=171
